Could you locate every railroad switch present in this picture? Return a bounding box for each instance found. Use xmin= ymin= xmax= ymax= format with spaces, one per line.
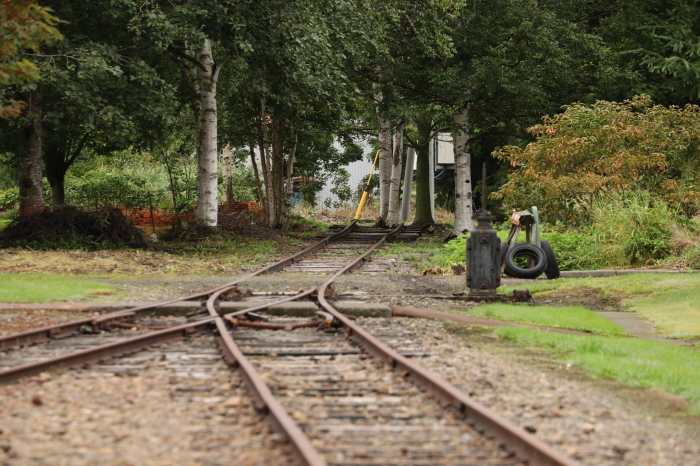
xmin=462 ymin=164 xmax=531 ymax=304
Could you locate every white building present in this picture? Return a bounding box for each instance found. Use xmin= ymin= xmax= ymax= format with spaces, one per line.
xmin=315 ymin=134 xmax=454 ymax=210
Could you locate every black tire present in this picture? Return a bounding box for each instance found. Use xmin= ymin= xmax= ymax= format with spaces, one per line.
xmin=541 ymin=240 xmax=561 ymax=279
xmin=500 ymin=243 xmax=510 ymax=266
xmin=504 ymin=243 xmax=547 ymax=279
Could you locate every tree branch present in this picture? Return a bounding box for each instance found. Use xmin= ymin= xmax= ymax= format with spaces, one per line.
xmin=168 ymin=46 xmax=207 ymax=71
xmin=67 ymin=132 xmax=91 ymax=166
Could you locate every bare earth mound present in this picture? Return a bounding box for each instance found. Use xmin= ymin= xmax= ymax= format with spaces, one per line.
xmin=0 ymin=207 xmax=152 ymax=250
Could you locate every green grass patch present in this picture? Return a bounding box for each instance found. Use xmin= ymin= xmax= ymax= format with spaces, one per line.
xmin=0 ymin=274 xmax=116 ymax=303
xmin=469 ymin=303 xmax=626 ymax=335
xmin=0 ymin=218 xmax=10 ymax=230
xmin=497 ymin=327 xmax=700 ymax=414
xmin=377 ymin=240 xmax=444 ymax=270
xmin=499 ymin=273 xmax=700 ymax=337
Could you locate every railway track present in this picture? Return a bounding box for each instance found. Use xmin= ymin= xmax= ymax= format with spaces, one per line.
xmin=0 ymin=221 xmax=578 ymax=465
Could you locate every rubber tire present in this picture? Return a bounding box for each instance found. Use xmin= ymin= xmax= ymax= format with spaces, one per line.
xmin=500 ymin=243 xmax=510 ymax=267
xmin=540 ymin=240 xmax=560 ymax=279
xmin=504 ymin=243 xmax=547 ymax=279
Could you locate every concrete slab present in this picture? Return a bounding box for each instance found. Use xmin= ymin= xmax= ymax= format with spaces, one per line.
xmin=595 ymin=311 xmax=681 ymax=344
xmin=331 ymin=301 xmax=392 ymax=318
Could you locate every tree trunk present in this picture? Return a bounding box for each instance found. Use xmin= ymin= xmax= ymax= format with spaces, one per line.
xmin=221 ymin=144 xmax=232 ymax=204
xmin=374 ymin=83 xmax=391 ymax=224
xmin=413 ymin=115 xmax=434 ymax=225
xmin=286 ymin=124 xmax=297 ymax=197
xmin=258 ymin=100 xmax=275 ymax=226
xmin=386 ymin=123 xmax=403 ymax=227
xmin=18 ymin=89 xmax=44 ymax=214
xmin=247 ymin=134 xmax=264 ymax=205
xmin=194 ymin=39 xmax=220 ymax=227
xmin=452 ymin=106 xmax=474 ymax=235
xmin=270 ymin=113 xmax=286 ymax=227
xmin=401 ymin=147 xmax=415 ymax=222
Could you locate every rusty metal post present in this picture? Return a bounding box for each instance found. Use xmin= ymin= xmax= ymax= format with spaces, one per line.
xmin=466 ymin=164 xmax=501 ymax=296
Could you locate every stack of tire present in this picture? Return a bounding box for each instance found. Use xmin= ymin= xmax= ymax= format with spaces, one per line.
xmin=501 ymin=241 xmax=560 ymax=279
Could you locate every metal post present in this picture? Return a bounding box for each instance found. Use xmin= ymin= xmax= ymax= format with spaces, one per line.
xmin=531 ymin=206 xmax=541 ymax=247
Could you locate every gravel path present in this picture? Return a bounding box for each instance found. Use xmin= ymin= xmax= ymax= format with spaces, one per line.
xmin=1 ymin=267 xmax=698 ymax=464
xmin=0 ymin=335 xmax=291 ymax=465
xmin=367 ymin=317 xmax=699 ymax=465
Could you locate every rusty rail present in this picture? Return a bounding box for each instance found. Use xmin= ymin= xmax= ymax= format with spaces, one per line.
xmin=0 ymin=222 xmax=357 ymax=352
xmin=0 ymin=221 xmax=579 ymax=465
xmin=0 ymin=318 xmax=214 ymax=384
xmin=311 ymin=227 xmax=580 ymax=466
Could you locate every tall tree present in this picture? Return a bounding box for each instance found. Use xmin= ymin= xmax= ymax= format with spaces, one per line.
xmin=0 ymin=0 xmax=61 ymax=118
xmin=1 ymin=0 xmax=61 ymax=213
xmin=394 ymin=0 xmax=615 ymax=234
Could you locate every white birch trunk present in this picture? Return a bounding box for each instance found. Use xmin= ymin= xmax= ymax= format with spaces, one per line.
xmin=195 ymin=39 xmax=219 ymax=227
xmin=400 ymin=147 xmax=415 ymax=222
xmin=452 ymin=106 xmax=473 ymax=235
xmin=221 ymin=144 xmax=232 ymax=204
xmin=386 ymin=124 xmax=403 ymax=227
xmin=374 ymin=83 xmax=391 ymax=223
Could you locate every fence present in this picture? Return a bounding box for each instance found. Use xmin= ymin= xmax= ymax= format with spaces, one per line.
xmin=16 ymin=202 xmax=261 ymax=232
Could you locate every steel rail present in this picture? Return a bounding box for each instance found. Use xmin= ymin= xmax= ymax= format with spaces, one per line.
xmin=0 ymin=222 xmax=357 ymax=352
xmin=312 ymin=228 xmax=580 ymax=466
xmin=195 ymin=226 xmax=392 ymax=466
xmin=0 ymin=318 xmax=215 ymax=384
xmin=213 ymin=316 xmax=326 ymax=466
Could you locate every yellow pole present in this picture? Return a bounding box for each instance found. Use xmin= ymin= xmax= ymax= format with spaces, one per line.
xmin=354 ymin=149 xmax=381 ymax=220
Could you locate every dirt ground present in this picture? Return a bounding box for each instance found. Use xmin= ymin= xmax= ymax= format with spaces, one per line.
xmin=1 ymin=215 xmax=699 ymax=441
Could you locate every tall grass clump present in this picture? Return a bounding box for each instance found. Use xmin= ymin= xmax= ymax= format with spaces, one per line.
xmin=433 ymin=190 xmax=700 ymax=271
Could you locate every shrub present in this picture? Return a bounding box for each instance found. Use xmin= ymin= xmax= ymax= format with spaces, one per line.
xmin=588 ymin=190 xmax=680 ymax=266
xmin=0 ymin=187 xmax=18 ymax=211
xmin=65 ymin=170 xmax=167 ymax=208
xmin=494 ymin=95 xmax=700 ymax=227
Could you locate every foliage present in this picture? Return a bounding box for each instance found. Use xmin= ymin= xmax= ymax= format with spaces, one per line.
xmin=494 ymin=95 xmax=700 ymax=226
xmin=541 ymin=229 xmax=602 ymax=271
xmin=65 ymin=169 xmax=167 ymax=209
xmin=587 ymin=190 xmax=680 ymax=265
xmin=226 ymin=165 xmax=257 ymax=203
xmin=597 ymin=0 xmax=700 ymax=105
xmin=0 ymin=187 xmax=18 ymax=210
xmin=0 ymin=0 xmax=62 ymax=118
xmin=497 ymin=327 xmax=700 ymax=414
xmin=324 ymin=168 xmax=354 ymax=210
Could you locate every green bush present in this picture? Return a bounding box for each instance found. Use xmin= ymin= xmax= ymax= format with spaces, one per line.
xmin=66 ymin=170 xmax=167 ymax=208
xmin=0 ymin=187 xmax=18 ymax=210
xmin=435 ymin=191 xmax=700 ymax=271
xmin=588 ymin=190 xmax=678 ymax=266
xmin=227 ymin=166 xmax=257 ymax=202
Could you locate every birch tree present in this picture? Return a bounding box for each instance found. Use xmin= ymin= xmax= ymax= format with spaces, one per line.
xmin=386 ymin=122 xmax=404 ymax=227
xmin=391 ymin=0 xmax=612 ymax=235
xmin=452 ymin=105 xmax=472 ymax=233
xmin=192 ymin=39 xmax=225 ymax=226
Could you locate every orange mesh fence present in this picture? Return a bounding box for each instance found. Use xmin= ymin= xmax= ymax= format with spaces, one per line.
xmin=17 ymin=202 xmax=261 ymax=231
xmin=18 ymin=206 xmax=47 ymax=216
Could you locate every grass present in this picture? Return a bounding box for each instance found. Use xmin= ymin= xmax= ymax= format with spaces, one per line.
xmin=0 ymin=218 xmax=10 ymax=230
xmin=376 ymin=239 xmax=445 ymax=271
xmin=0 ymin=274 xmax=116 ymax=302
xmin=499 ymin=273 xmax=700 ymax=337
xmin=469 ymin=303 xmax=626 ymax=335
xmin=497 ymin=327 xmax=700 ymax=415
